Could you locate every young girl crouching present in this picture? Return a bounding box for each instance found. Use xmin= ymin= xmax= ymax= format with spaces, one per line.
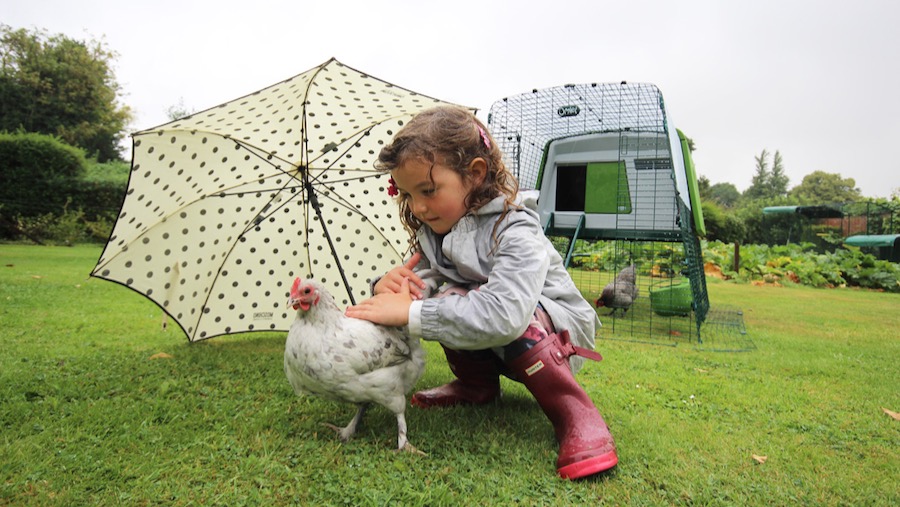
xmin=345 ymin=106 xmax=618 ymax=479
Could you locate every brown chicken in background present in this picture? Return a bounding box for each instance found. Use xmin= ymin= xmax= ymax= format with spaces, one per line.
xmin=595 ymin=264 xmax=639 ymax=316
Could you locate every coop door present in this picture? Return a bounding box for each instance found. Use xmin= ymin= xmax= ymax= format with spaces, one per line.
xmin=555 ymin=162 xmax=631 ymax=214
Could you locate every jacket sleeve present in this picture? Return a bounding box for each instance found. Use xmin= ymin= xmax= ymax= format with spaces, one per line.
xmin=411 ymin=251 xmax=448 ymax=299
xmin=414 ymin=217 xmax=550 ymax=350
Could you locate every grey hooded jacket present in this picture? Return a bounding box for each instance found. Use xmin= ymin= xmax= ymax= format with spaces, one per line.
xmin=406 ymin=191 xmax=600 ymax=372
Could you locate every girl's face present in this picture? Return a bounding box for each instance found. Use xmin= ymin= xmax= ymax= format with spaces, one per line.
xmin=392 ymin=157 xmax=472 ymax=235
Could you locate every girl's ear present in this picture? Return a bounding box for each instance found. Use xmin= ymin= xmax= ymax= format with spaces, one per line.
xmin=467 ymin=157 xmax=488 ymax=187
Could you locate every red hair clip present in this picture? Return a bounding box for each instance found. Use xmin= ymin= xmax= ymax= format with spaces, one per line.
xmin=476 ymin=124 xmax=491 ymax=149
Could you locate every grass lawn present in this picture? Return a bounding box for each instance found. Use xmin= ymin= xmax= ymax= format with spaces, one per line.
xmin=1 ymin=244 xmax=898 ymax=506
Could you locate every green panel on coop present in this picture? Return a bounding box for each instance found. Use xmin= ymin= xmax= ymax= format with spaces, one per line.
xmin=585 ymin=161 xmax=631 ymax=214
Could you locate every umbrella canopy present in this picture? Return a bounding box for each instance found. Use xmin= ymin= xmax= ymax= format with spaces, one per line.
xmin=92 ymin=58 xmax=469 ymax=341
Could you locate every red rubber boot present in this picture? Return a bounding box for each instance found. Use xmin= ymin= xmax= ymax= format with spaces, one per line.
xmin=411 ymin=346 xmax=501 ymax=408
xmin=507 ymin=331 xmax=618 ymax=479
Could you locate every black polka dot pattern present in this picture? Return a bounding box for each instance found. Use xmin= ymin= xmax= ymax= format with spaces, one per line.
xmin=92 ymin=58 xmax=467 ymax=342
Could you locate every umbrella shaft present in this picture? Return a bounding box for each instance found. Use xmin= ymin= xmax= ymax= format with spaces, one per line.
xmin=305 ymin=177 xmax=356 ymax=306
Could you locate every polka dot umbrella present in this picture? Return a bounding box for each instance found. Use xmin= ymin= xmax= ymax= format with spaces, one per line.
xmin=91 ymin=58 xmax=470 ymax=342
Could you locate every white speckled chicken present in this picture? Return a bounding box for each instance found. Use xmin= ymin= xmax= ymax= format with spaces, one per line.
xmin=284 ymin=278 xmax=425 ymax=453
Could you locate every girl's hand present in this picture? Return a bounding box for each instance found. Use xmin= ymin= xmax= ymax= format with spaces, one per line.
xmin=346 ymin=278 xmax=414 ymax=327
xmin=374 ymin=251 xmax=426 ymax=300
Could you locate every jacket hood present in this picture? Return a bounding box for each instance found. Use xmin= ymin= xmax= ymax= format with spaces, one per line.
xmin=473 ymin=190 xmax=541 ymax=217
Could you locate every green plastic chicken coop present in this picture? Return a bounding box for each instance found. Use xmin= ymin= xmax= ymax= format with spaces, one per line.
xmin=488 ymin=83 xmax=749 ymax=349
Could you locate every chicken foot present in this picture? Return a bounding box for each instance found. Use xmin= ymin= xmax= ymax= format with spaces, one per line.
xmin=323 ymin=403 xmax=368 ymax=442
xmin=395 ymin=412 xmax=426 ymax=456
xmin=323 ymin=403 xmax=424 ymax=455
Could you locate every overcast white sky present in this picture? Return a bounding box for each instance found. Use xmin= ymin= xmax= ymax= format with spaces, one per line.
xmin=5 ymin=0 xmax=899 ymax=198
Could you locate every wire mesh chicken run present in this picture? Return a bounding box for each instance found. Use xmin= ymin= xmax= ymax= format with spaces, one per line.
xmin=487 ymin=82 xmax=752 ymax=351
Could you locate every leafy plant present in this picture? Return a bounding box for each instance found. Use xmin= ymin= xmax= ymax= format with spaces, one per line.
xmin=703 ymin=240 xmax=900 ymax=292
xmin=12 ymin=199 xmax=90 ymax=246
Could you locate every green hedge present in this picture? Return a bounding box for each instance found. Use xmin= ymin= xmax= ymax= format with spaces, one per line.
xmin=0 ymin=132 xmax=127 ymax=242
xmin=0 ymin=132 xmax=87 ymax=217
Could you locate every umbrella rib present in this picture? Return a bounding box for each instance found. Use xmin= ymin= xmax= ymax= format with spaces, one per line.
xmin=311 ymin=181 xmax=406 ymax=258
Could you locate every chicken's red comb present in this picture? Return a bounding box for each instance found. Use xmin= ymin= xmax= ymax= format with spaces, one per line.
xmin=291 ymin=277 xmax=302 ymax=295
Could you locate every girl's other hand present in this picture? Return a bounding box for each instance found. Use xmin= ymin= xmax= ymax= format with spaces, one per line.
xmin=346 ymin=277 xmax=414 ymax=326
xmin=374 ymin=251 xmax=426 ymax=299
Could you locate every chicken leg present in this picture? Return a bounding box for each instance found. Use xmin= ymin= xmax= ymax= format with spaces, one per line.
xmin=395 ymin=412 xmax=425 ymax=455
xmin=324 ymin=403 xmax=368 ymax=442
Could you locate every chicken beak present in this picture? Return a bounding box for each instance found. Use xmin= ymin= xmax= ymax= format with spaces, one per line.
xmin=287 ymin=296 xmax=312 ymax=311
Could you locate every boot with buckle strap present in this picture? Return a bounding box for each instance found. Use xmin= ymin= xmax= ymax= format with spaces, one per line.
xmin=506 ymin=330 xmax=618 ymax=479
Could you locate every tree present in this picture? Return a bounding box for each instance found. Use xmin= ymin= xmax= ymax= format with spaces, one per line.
xmin=701 ymin=200 xmax=746 ymax=243
xmin=744 ymin=149 xmax=771 ymax=200
xmin=697 ymin=174 xmax=711 ymax=200
xmin=0 ymin=25 xmax=132 ymax=161
xmin=684 ymin=135 xmax=696 ymax=153
xmin=769 ymin=151 xmax=789 ymax=197
xmin=708 ymin=182 xmax=741 ymax=208
xmin=744 ymin=149 xmax=789 ymax=200
xmin=165 ymin=97 xmax=196 ymax=121
xmin=790 ymin=171 xmax=862 ymax=203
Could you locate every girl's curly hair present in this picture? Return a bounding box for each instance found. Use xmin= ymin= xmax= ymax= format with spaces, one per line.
xmin=376 ymin=106 xmax=519 ymax=252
